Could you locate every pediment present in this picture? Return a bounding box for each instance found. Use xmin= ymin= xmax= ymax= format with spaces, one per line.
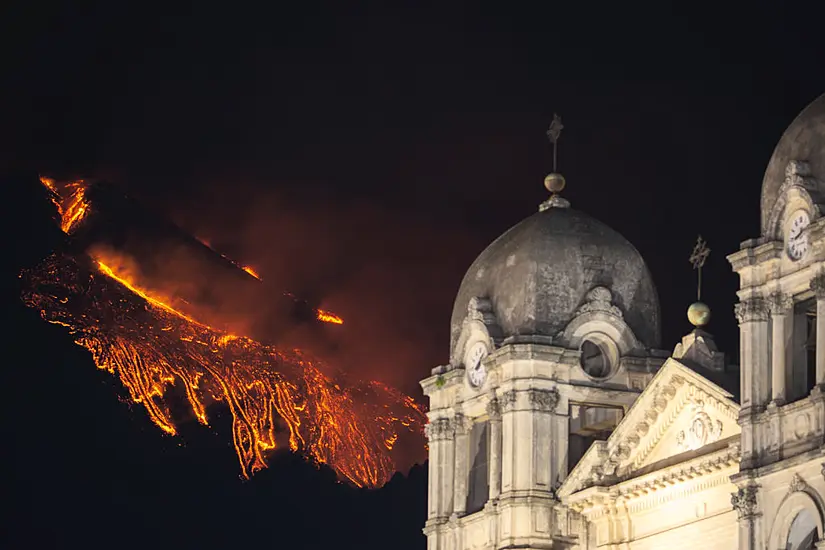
xmin=558 ymin=358 xmax=740 ymax=498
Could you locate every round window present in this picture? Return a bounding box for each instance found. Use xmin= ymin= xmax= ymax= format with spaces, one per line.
xmin=580 ymin=340 xmax=611 ymax=379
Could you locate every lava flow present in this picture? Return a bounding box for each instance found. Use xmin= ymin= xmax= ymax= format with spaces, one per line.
xmin=22 ymin=177 xmax=426 ymax=487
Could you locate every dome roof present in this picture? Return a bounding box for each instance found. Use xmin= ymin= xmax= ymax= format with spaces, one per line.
xmin=761 ymin=93 xmax=825 ymax=233
xmin=450 ymin=205 xmax=661 ymax=356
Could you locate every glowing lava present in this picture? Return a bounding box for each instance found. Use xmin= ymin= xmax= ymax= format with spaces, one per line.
xmin=241 ymin=265 xmax=262 ymax=280
xmin=316 ymin=309 xmax=344 ymax=325
xmin=24 ymin=177 xmax=426 ymax=487
xmin=40 ymin=176 xmax=91 ymax=234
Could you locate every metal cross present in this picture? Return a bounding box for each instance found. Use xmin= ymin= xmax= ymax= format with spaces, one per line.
xmin=546 ymin=113 xmax=564 ymax=172
xmin=689 ymin=235 xmax=711 ymax=301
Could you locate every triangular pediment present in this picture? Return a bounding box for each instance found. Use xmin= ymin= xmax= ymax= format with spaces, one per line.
xmin=558 ymin=358 xmax=740 ymax=498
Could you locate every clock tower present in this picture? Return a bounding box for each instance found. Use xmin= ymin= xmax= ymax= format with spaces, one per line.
xmin=420 ymin=117 xmax=669 ymax=549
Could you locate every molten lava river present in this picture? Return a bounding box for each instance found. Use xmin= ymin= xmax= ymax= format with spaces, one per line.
xmin=21 ymin=178 xmax=427 ymax=488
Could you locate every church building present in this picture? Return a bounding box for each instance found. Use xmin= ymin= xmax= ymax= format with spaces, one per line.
xmin=421 ymin=94 xmax=825 ymax=549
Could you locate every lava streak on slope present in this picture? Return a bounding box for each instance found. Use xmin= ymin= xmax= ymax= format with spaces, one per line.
xmin=21 ymin=177 xmax=426 ymax=488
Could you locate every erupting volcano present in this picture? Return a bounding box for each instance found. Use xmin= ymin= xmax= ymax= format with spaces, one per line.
xmin=21 ymin=177 xmax=427 ymax=488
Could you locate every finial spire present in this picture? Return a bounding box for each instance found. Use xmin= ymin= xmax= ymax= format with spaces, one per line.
xmin=687 ymin=235 xmax=711 ymax=327
xmin=546 ymin=113 xmax=564 ymax=172
xmin=540 ymin=113 xmax=569 ymax=211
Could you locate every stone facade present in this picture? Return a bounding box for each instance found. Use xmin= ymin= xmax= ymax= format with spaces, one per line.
xmin=421 ymin=93 xmax=825 ymax=549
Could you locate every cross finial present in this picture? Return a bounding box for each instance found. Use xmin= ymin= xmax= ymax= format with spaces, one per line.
xmin=546 ymin=114 xmax=564 ymax=172
xmin=689 ymin=235 xmax=711 ymax=301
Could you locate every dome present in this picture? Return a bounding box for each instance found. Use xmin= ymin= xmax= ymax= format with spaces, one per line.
xmin=761 ymin=93 xmax=825 ymax=233
xmin=450 ymin=205 xmax=661 ymax=357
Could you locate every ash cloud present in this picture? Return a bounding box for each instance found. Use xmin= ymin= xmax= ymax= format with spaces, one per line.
xmin=145 ymin=179 xmax=483 ymax=398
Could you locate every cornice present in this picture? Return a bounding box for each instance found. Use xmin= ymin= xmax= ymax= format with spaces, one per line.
xmin=567 ymin=444 xmax=740 ymax=515
xmin=727 ymin=240 xmax=783 ymax=272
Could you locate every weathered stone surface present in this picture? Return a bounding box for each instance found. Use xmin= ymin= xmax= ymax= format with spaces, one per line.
xmin=761 ymin=92 xmax=825 ymax=234
xmin=450 ymin=207 xmax=661 ymax=356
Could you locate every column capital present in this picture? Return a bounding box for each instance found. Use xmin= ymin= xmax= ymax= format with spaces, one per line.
xmin=730 ymin=485 xmax=760 ymax=520
xmin=528 ymin=388 xmax=560 ymax=412
xmin=501 ymin=390 xmax=518 ymax=412
xmin=811 ymin=273 xmax=825 ymax=299
xmin=734 ymin=297 xmax=769 ymax=324
xmin=453 ymin=413 xmax=473 ymax=436
xmin=486 ymin=398 xmax=502 ymax=420
xmin=424 ymin=417 xmax=454 ymax=441
xmin=767 ymin=292 xmax=794 ymax=315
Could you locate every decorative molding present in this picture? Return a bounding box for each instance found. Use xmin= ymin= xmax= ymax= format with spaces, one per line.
xmin=500 ymin=390 xmax=518 ymax=412
xmin=765 ymin=160 xmax=823 ymax=239
xmin=767 ymin=292 xmax=794 ymax=315
xmin=676 ymin=408 xmax=724 ymax=452
xmin=424 ymin=417 xmax=454 ymax=441
xmin=575 ymin=286 xmax=623 ymax=318
xmin=734 ymin=297 xmax=769 ymax=324
xmin=731 ymin=486 xmax=759 ymax=520
xmin=789 ymin=473 xmax=809 ymax=495
xmin=811 ymin=274 xmax=825 ymax=299
xmin=528 ymin=388 xmax=560 ymax=412
xmin=568 ymin=445 xmax=740 ymax=515
xmin=486 ymin=398 xmax=501 ymax=420
xmin=467 ymin=296 xmax=494 ymax=322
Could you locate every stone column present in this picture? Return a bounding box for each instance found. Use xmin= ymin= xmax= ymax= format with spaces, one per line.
xmin=452 ymin=414 xmax=470 ymax=517
xmin=768 ymin=293 xmax=792 ymax=405
xmin=812 ymin=274 xmax=825 ymax=387
xmin=487 ymin=398 xmax=502 ymax=501
xmin=731 ymin=485 xmax=761 ymax=550
xmin=735 ymin=297 xmax=770 ymax=412
xmin=424 ymin=417 xmax=454 ymax=520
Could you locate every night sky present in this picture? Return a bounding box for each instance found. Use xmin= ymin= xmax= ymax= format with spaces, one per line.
xmin=4 ymin=2 xmax=825 ymax=549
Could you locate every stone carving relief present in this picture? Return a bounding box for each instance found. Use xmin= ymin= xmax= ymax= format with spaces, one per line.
xmin=767 ymin=292 xmax=794 ymax=316
xmin=788 ymin=473 xmax=809 ymax=495
xmin=452 ymin=414 xmax=472 ymax=436
xmin=501 ymin=390 xmax=518 ymax=412
xmin=765 ymin=160 xmax=823 ymax=238
xmin=731 ymin=486 xmax=759 ymax=519
xmin=528 ymin=388 xmax=560 ymax=412
xmin=575 ymin=286 xmax=623 ymax=318
xmin=734 ymin=297 xmax=769 ymax=324
xmin=811 ymin=274 xmax=825 ymax=299
xmin=676 ymin=406 xmax=724 ymax=452
xmin=424 ymin=417 xmax=454 ymax=441
xmin=486 ymin=398 xmax=501 ymax=420
xmin=467 ymin=296 xmax=495 ymax=322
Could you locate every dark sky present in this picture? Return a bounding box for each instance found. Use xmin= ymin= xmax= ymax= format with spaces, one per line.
xmin=4 ymin=2 xmax=825 ymax=549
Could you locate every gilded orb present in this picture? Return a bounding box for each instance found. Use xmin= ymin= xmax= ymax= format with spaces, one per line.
xmin=687 ymin=301 xmax=711 ymax=327
xmin=544 ymin=173 xmax=566 ymax=194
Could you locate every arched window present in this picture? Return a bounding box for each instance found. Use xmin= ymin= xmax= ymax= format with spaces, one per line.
xmin=787 ymin=510 xmax=818 ymax=550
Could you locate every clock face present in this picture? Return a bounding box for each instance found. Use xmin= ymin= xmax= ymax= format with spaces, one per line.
xmin=787 ymin=210 xmax=811 ymax=261
xmin=465 ymin=341 xmax=488 ymax=388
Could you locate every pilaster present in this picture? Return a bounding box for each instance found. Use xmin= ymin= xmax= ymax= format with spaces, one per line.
xmin=425 ymin=417 xmax=455 ymax=520
xmin=451 ymin=414 xmax=470 ymax=517
xmin=735 ymin=297 xmax=770 ymax=413
xmin=731 ymin=484 xmax=762 ymax=550
xmin=811 ymin=274 xmax=825 ymax=386
xmin=768 ymin=292 xmax=793 ymax=405
xmin=487 ymin=398 xmax=502 ymax=501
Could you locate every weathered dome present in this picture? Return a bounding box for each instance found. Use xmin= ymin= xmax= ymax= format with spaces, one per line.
xmin=761 ymin=93 xmax=825 ymax=233
xmin=450 ymin=206 xmax=661 ymax=356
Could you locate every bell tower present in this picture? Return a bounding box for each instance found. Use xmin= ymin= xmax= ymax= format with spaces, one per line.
xmin=727 ymin=93 xmax=825 ymax=550
xmin=421 ymin=117 xmax=668 ymax=549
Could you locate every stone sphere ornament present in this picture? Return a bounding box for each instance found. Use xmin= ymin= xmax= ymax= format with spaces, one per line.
xmin=544 ymin=173 xmax=566 ymax=194
xmin=687 ymin=301 xmax=711 ymax=327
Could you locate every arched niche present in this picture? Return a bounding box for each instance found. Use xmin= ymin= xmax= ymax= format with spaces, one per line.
xmin=769 ymin=490 xmax=824 ymax=550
